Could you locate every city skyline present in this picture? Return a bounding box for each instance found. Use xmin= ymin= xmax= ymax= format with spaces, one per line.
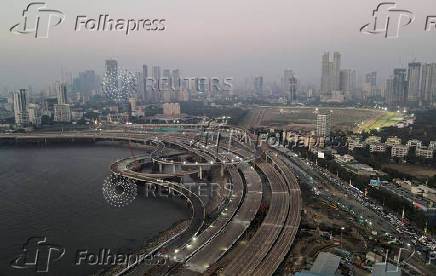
xmin=1 ymin=0 xmax=436 ymax=91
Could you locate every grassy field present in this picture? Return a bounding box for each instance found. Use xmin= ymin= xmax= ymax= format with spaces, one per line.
xmin=243 ymin=106 xmax=391 ymax=132
xmin=355 ymin=112 xmax=403 ymax=133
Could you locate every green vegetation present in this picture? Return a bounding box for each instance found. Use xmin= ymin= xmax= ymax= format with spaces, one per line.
xmin=256 ymin=107 xmax=383 ymax=132
xmin=365 ymin=112 xmax=403 ymax=131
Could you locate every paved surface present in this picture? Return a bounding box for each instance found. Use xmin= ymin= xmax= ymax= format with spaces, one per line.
xmin=253 ymin=153 xmax=302 ymax=276
xmin=184 ymin=163 xmax=263 ymax=273
xmin=222 ymin=162 xmax=290 ymax=275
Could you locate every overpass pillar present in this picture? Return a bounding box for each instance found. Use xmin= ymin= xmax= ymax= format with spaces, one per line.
xmin=159 ymin=163 xmax=163 ymax=173
xmin=221 ymin=164 xmax=224 ymax=176
xmin=173 ymin=164 xmax=176 ymax=174
xmin=199 ymin=166 xmax=203 ymax=179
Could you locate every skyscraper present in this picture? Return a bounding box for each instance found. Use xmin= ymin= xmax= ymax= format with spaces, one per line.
xmin=393 ymin=69 xmax=407 ymax=108
xmin=142 ymin=65 xmax=149 ymax=102
xmin=385 ymin=79 xmax=394 ymax=106
xmin=365 ymin=72 xmax=377 ymax=88
xmin=162 ymin=69 xmax=171 ymax=90
xmin=152 ymin=66 xmax=161 ymax=82
xmin=27 ymin=103 xmax=41 ymax=127
xmin=339 ymin=69 xmax=353 ymax=100
xmin=172 ymin=69 xmax=181 ymax=99
xmin=283 ymin=69 xmax=297 ymax=104
xmin=421 ymin=63 xmax=436 ymax=106
xmin=104 ymin=59 xmax=119 ymax=98
xmin=13 ymin=89 xmax=28 ymax=126
xmin=407 ymin=62 xmax=421 ymax=106
xmin=316 ymin=112 xmax=332 ymax=137
xmin=254 ymin=76 xmax=263 ymax=96
xmin=320 ymin=52 xmax=341 ymax=102
xmin=56 ymin=83 xmax=68 ymax=104
xmin=72 ymin=70 xmax=97 ymax=97
xmin=152 ymin=66 xmax=161 ymax=102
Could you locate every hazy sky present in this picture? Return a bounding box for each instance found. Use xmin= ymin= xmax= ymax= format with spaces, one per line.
xmin=1 ymin=0 xmax=435 ymax=92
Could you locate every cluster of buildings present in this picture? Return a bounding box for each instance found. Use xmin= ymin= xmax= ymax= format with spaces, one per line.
xmin=385 ymin=63 xmax=436 ymax=109
xmin=318 ymin=52 xmax=436 ymax=109
xmin=8 ymin=59 xmax=226 ymax=128
xmin=348 ymin=135 xmax=436 ymax=160
xmin=12 ymin=83 xmax=74 ymax=128
xmin=320 ymin=52 xmax=357 ymax=103
xmin=253 ymin=69 xmax=297 ymax=105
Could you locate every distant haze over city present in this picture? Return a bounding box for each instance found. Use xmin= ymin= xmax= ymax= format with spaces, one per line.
xmin=1 ymin=0 xmax=436 ymax=92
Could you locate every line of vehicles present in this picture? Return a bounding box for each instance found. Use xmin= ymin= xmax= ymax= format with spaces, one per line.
xmin=274 ymin=145 xmax=436 ymax=266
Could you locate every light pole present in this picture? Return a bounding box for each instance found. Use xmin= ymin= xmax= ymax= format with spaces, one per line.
xmin=340 ymin=227 xmax=345 ymax=248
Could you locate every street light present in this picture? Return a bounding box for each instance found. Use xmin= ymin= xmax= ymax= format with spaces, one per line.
xmin=340 ymin=227 xmax=345 ymax=248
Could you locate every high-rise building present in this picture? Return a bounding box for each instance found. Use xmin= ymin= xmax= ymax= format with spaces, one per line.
xmin=56 ymin=83 xmax=68 ymax=104
xmin=172 ymin=69 xmax=180 ymax=87
xmin=421 ymin=63 xmax=436 ymax=106
xmin=134 ymin=72 xmax=143 ymax=100
xmin=365 ymin=72 xmax=377 ymax=88
xmin=339 ymin=69 xmax=353 ymax=100
xmin=72 ymin=70 xmax=97 ymax=97
xmin=27 ymin=103 xmax=41 ymax=127
xmin=320 ymin=52 xmax=341 ymax=102
xmin=392 ymin=69 xmax=407 ymax=108
xmin=385 ymin=79 xmax=394 ymax=106
xmin=316 ymin=112 xmax=332 ymax=137
xmin=13 ymin=89 xmax=28 ymax=126
xmin=104 ymin=59 xmax=119 ymax=97
xmin=407 ymin=62 xmax=421 ymax=106
xmin=254 ymin=76 xmax=263 ymax=96
xmin=53 ymin=104 xmax=72 ymax=122
xmin=162 ymin=69 xmax=171 ymax=101
xmin=172 ymin=69 xmax=181 ymax=99
xmin=142 ymin=65 xmax=149 ymax=102
xmin=283 ymin=70 xmax=297 ymax=104
xmin=152 ymin=66 xmax=161 ymax=102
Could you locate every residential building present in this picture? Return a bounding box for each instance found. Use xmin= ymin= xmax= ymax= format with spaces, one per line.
xmin=53 ymin=104 xmax=72 ymax=122
xmin=13 ymin=89 xmax=28 ymax=126
xmin=254 ymin=76 xmax=263 ymax=96
xmin=406 ymin=139 xmax=422 ymax=148
xmin=283 ymin=69 xmax=297 ymax=104
xmin=421 ymin=63 xmax=436 ymax=106
xmin=407 ymin=62 xmax=421 ymax=107
xmin=416 ymin=146 xmax=433 ymax=159
xmin=365 ymin=136 xmax=382 ymax=144
xmin=392 ymin=69 xmax=407 ymax=108
xmin=104 ymin=59 xmax=118 ymax=96
xmin=391 ymin=144 xmax=408 ymax=158
xmin=316 ymin=112 xmax=331 ymax=137
xmin=27 ymin=103 xmax=41 ymax=127
xmin=369 ymin=143 xmax=387 ymax=153
xmin=56 ymin=83 xmax=68 ymax=104
xmin=320 ymin=52 xmax=341 ymax=102
xmin=348 ymin=140 xmax=364 ymax=151
xmin=385 ymin=136 xmax=401 ymax=147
